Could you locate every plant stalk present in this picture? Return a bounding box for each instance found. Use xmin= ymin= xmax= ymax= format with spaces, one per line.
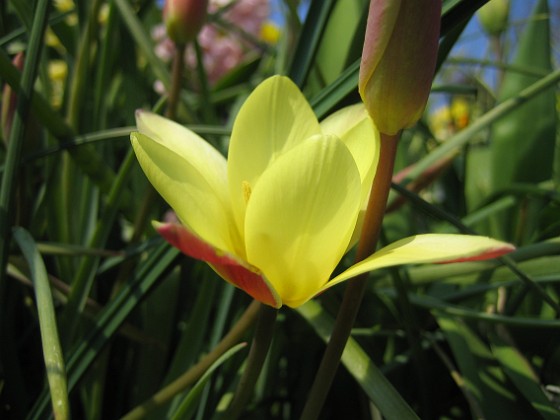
xmin=224 ymin=303 xmax=278 ymax=419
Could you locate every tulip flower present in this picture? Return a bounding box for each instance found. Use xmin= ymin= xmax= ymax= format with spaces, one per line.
xmin=130 ymin=76 xmax=514 ymax=308
xmin=163 ymin=0 xmax=208 ymax=45
xmin=359 ymin=0 xmax=441 ymax=135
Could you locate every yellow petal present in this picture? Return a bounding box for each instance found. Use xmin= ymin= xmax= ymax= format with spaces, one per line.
xmin=131 ymin=112 xmax=240 ymax=254
xmin=323 ymin=234 xmax=515 ymax=292
xmin=228 ymin=76 xmax=321 ymax=233
xmin=320 ymin=104 xmax=379 ymax=190
xmin=244 ymin=134 xmax=362 ymax=308
xmin=321 ymin=104 xmax=380 ymax=249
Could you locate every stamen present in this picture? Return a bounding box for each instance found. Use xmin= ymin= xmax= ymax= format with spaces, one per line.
xmin=242 ymin=181 xmax=252 ymax=204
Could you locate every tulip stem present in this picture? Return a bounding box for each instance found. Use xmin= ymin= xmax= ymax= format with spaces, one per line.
xmin=166 ymin=43 xmax=185 ymax=120
xmin=224 ymin=303 xmax=278 ymax=419
xmin=300 ymin=132 xmax=399 ymax=420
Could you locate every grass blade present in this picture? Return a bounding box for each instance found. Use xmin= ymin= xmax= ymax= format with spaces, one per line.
xmin=13 ymin=227 xmax=69 ymax=419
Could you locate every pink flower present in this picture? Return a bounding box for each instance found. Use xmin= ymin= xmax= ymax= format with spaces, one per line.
xmin=152 ymin=0 xmax=270 ymax=86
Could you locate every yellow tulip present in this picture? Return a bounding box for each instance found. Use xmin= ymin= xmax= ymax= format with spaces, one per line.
xmin=131 ymin=76 xmax=514 ymax=308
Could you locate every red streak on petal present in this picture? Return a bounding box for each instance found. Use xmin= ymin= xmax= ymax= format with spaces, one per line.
xmin=437 ymin=244 xmax=516 ymax=264
xmin=156 ymin=222 xmax=281 ymax=307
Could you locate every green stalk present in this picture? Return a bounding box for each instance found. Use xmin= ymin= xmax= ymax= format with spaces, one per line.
xmin=121 ymin=300 xmax=261 ymax=420
xmin=166 ymin=43 xmax=185 ymax=120
xmin=301 ymin=133 xmax=399 ymax=419
xmin=224 ymin=303 xmax=278 ymax=419
xmin=66 ymin=0 xmax=104 ymax=130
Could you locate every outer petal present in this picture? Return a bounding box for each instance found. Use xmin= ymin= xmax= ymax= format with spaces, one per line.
xmin=155 ymin=222 xmax=282 ymax=308
xmin=320 ymin=104 xmax=380 ymax=249
xmin=228 ymin=76 xmax=322 ymax=232
xmin=320 ymin=104 xmax=379 ymax=194
xmin=322 ymin=234 xmax=515 ymax=292
xmin=359 ymin=0 xmax=402 ymax=97
xmin=244 ymin=135 xmax=362 ymax=308
xmin=132 ymin=111 xmax=240 ymax=254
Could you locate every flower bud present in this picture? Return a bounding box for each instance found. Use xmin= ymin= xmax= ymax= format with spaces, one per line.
xmin=359 ymin=0 xmax=441 ymax=135
xmin=163 ymin=0 xmax=208 ymax=45
xmin=477 ymin=0 xmax=510 ymax=37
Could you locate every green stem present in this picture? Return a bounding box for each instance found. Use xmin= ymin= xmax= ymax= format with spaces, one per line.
xmin=300 ymin=133 xmax=399 ymax=420
xmin=224 ymin=303 xmax=278 ymax=419
xmin=166 ymin=43 xmax=185 ymax=120
xmin=121 ymin=300 xmax=261 ymax=420
xmin=66 ymin=0 xmax=104 ymax=130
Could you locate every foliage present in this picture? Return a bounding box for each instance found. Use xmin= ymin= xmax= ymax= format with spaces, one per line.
xmin=0 ymin=0 xmax=559 ymax=418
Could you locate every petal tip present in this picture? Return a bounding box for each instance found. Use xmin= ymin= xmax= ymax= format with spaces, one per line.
xmin=438 ymin=241 xmax=516 ymax=264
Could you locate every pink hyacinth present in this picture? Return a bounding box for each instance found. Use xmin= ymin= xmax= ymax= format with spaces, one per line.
xmin=153 ymin=0 xmax=270 ymax=86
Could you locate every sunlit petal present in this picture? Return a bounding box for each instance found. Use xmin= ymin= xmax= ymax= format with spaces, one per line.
xmin=155 ymin=222 xmax=281 ymax=308
xmin=320 ymin=104 xmax=379 ymax=192
xmin=228 ymin=76 xmax=321 ymax=232
xmin=244 ymin=135 xmax=362 ymax=308
xmin=323 ymin=234 xmax=515 ymax=292
xmin=321 ymin=104 xmax=380 ymax=249
xmin=131 ymin=124 xmax=240 ymax=254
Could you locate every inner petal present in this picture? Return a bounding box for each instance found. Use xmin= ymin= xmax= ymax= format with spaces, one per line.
xmin=244 ymin=134 xmax=362 ymax=307
xmin=227 ymin=76 xmax=322 ymax=235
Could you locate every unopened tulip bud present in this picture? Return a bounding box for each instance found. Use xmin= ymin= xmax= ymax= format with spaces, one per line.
xmin=163 ymin=0 xmax=208 ymax=45
xmin=477 ymin=0 xmax=510 ymax=37
xmin=359 ymin=0 xmax=441 ymax=135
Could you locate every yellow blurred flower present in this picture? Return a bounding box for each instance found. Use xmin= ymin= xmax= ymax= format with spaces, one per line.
xmin=48 ymin=60 xmax=68 ymax=109
xmin=260 ymin=21 xmax=280 ymax=44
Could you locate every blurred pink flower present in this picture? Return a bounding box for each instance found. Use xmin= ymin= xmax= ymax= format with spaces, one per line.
xmin=153 ymin=0 xmax=270 ymax=86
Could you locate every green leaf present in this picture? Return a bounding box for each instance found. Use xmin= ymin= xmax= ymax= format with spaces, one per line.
xmin=488 ymin=0 xmax=556 ymax=238
xmin=170 ymin=343 xmax=247 ymax=420
xmin=27 ymin=242 xmax=180 ymax=420
xmin=13 ymin=227 xmax=69 ymax=420
xmin=297 ymin=300 xmax=420 ymax=420
xmin=489 ymin=331 xmax=560 ymax=419
xmin=436 ymin=313 xmax=534 ymax=418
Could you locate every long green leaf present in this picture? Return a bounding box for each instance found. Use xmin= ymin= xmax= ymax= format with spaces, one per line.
xmin=488 ymin=0 xmax=556 ymax=241
xmin=171 ymin=343 xmax=247 ymax=420
xmin=27 ymin=242 xmax=180 ymax=419
xmin=297 ymin=300 xmax=420 ymax=420
xmin=489 ymin=331 xmax=560 ymax=419
xmin=436 ymin=314 xmax=534 ymax=418
xmin=13 ymin=227 xmax=69 ymax=420
xmin=288 ymin=0 xmax=335 ymax=87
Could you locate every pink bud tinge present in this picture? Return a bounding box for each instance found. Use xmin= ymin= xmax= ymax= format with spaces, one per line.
xmin=163 ymin=0 xmax=208 ymax=45
xmin=359 ymin=0 xmax=441 ymax=135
